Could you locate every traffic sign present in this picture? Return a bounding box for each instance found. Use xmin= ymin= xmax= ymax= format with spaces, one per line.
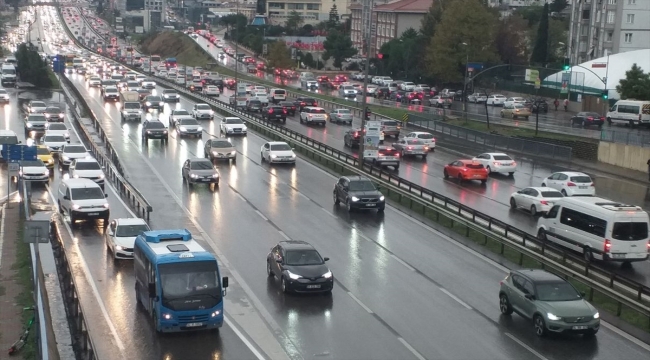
xmin=7 ymin=145 xmax=37 ymax=162
xmin=8 ymin=163 xmax=19 ymax=172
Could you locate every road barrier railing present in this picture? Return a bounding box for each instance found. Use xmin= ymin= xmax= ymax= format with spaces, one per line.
xmin=58 ymin=74 xmax=153 ymax=220
xmin=58 ymin=13 xmax=650 ymax=332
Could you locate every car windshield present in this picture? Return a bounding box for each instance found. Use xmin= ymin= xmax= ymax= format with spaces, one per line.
xmin=115 ymin=224 xmax=150 ymax=237
xmin=311 ymin=109 xmax=326 ymax=113
xmin=612 ymin=222 xmax=648 ymax=241
xmin=270 ymin=144 xmax=291 ymax=151
xmin=540 ymin=191 xmax=563 ymax=198
xmin=179 ymin=119 xmax=198 ymax=125
xmin=31 ymin=101 xmax=46 ymax=107
xmin=21 ymin=160 xmax=44 ymax=167
xmin=174 ymin=110 xmax=190 ymax=116
xmin=190 ymin=160 xmax=213 ymax=170
xmin=128 ymin=82 xmax=139 ymax=87
xmin=48 ymin=123 xmax=66 ymax=130
xmin=417 ymin=133 xmax=434 ymax=139
xmin=570 ymin=176 xmax=592 ymax=183
xmin=163 ymin=90 xmax=177 ymax=95
xmin=74 ymin=161 xmax=101 ymax=170
xmin=211 ymin=140 xmax=232 ymax=148
xmin=225 ymin=118 xmax=243 ymax=124
xmin=383 ymin=121 xmax=398 ymax=126
xmin=147 ymin=122 xmax=165 ymax=129
xmin=513 ymin=104 xmax=526 ymax=109
xmin=64 ymin=146 xmax=86 ymax=153
xmin=71 ymin=187 xmax=104 ymax=200
xmin=28 ymin=115 xmax=46 ymax=121
xmin=405 ymin=139 xmax=424 ymax=145
xmin=45 ymin=107 xmax=61 ymax=113
xmin=124 ymin=103 xmax=139 ymax=109
xmin=285 ymin=250 xmax=323 ymax=266
xmin=147 ymin=96 xmax=161 ymax=101
xmin=44 ymin=135 xmax=66 ymax=142
xmin=349 ymin=180 xmax=376 ymax=191
xmin=37 ymin=147 xmax=49 ymax=155
xmin=535 ymin=282 xmax=581 ymax=302
xmin=493 ymin=155 xmax=512 ymax=161
xmin=160 ymin=261 xmax=221 ymax=311
xmin=197 ymin=104 xmax=210 ymax=110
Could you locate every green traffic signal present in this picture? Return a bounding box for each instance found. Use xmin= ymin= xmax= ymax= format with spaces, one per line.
xmin=602 ymin=90 xmax=608 ymax=100
xmin=563 ymin=65 xmax=570 ymax=71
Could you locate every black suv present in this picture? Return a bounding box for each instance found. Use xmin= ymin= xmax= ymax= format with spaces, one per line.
xmin=141 ymin=120 xmax=168 ymax=142
xmin=262 ymin=106 xmax=287 ymax=123
xmin=279 ymin=101 xmax=297 ymax=116
xmin=528 ymin=99 xmax=549 ymax=113
xmin=142 ymin=95 xmax=164 ymax=111
xmin=294 ymin=97 xmax=317 ymax=111
xmin=266 ymin=241 xmax=333 ymax=294
xmin=343 ymin=129 xmax=363 ymax=148
xmin=333 ymin=175 xmax=385 ymax=212
xmin=375 ymin=87 xmax=390 ymax=99
xmin=246 ymin=99 xmax=263 ymax=112
xmin=390 ymin=90 xmax=406 ymax=102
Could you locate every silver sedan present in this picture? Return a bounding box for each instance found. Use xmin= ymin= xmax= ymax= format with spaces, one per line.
xmin=392 ymin=139 xmax=429 ymax=159
xmin=329 ymin=109 xmax=353 ymax=125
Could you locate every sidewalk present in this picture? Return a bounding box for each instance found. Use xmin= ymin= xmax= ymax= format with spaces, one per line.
xmin=0 ymin=201 xmax=32 ymax=357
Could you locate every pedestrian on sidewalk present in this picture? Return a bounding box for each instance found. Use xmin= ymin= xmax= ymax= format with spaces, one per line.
xmin=554 ymin=98 xmax=559 ymax=111
xmin=563 ymin=98 xmax=569 ymax=112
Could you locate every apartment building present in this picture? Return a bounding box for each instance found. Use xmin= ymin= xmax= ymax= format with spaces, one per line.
xmin=266 ymin=0 xmax=352 ymax=25
xmin=568 ymin=0 xmax=650 ymax=64
xmin=350 ymin=0 xmax=432 ymax=56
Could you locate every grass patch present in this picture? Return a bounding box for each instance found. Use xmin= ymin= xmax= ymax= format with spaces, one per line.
xmin=47 ymin=68 xmax=60 ymax=89
xmin=11 ymin=222 xmax=37 ymax=360
xmin=141 ymin=32 xmax=212 ymax=68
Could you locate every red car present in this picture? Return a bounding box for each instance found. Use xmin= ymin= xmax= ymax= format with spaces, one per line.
xmin=444 ymin=160 xmax=488 ymax=184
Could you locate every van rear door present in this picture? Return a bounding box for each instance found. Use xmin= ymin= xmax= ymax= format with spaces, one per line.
xmin=610 ymin=213 xmax=649 ymax=259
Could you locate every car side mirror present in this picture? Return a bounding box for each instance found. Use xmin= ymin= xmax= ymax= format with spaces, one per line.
xmin=524 ymin=294 xmax=535 ymax=301
xmin=148 ymin=283 xmax=156 ymax=297
xmin=580 ymin=291 xmax=586 ymax=297
xmin=323 ymin=257 xmax=330 ymax=262
xmin=63 ymin=195 xmax=69 ymax=200
xmin=105 ymin=193 xmax=108 ymax=198
xmin=517 ymin=190 xmax=522 ymax=194
xmin=222 ymin=276 xmax=229 ymax=288
xmin=18 ymin=141 xmax=22 ymax=144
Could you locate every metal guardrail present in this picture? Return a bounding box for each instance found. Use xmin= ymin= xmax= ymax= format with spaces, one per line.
xmin=57 ymin=74 xmax=153 ymax=219
xmin=60 ymin=13 xmax=650 ymax=329
xmin=601 ymin=129 xmax=650 ymax=147
xmin=50 ymin=218 xmax=97 ymax=360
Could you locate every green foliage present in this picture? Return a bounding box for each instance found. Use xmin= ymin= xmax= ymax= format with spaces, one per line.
xmin=425 ymin=0 xmax=499 ymax=83
xmin=267 ymin=41 xmax=294 ymax=70
xmin=322 ymin=29 xmax=357 ymax=70
xmin=379 ymin=28 xmax=422 ymax=80
xmin=496 ymin=15 xmax=528 ymax=65
xmin=14 ymin=44 xmax=53 ymax=88
xmin=530 ymin=3 xmax=550 ymax=64
xmin=550 ymin=0 xmax=569 ymax=13
xmin=616 ymin=64 xmax=650 ymax=100
xmin=285 ymin=11 xmax=303 ymax=33
xmin=419 ymin=0 xmax=446 ymax=39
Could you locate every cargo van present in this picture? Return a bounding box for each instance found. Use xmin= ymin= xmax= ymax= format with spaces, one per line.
xmin=1 ymin=64 xmax=17 ymax=86
xmin=605 ymin=100 xmax=650 ymax=126
xmin=270 ymin=88 xmax=286 ymax=103
xmin=537 ymin=197 xmax=650 ymax=265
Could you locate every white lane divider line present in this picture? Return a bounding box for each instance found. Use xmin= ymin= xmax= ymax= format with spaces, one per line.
xmin=46 ymin=187 xmax=126 ymax=353
xmin=505 ymin=333 xmax=548 ymax=360
xmin=0 ymin=204 xmax=6 ymax=269
xmin=397 ymin=337 xmax=426 ymax=360
xmin=438 ymin=288 xmax=472 ymax=310
xmin=224 ymin=317 xmax=266 ymax=360
xmin=347 ymin=292 xmax=373 ymax=314
xmin=320 ymin=208 xmax=337 ymax=218
xmin=236 ymin=192 xmax=247 ymax=202
xmin=255 ymin=210 xmax=268 ymax=221
xmin=390 ymin=254 xmax=416 ymax=272
xmin=297 ymin=192 xmax=310 ymax=200
xmin=278 ymin=231 xmax=291 ymax=241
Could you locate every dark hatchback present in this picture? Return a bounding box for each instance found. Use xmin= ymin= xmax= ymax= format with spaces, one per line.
xmin=262 ymin=106 xmax=287 ymax=123
xmin=279 ymin=101 xmax=297 ymax=116
xmin=141 ymin=120 xmax=168 ymax=141
xmin=246 ymin=99 xmax=263 ymax=112
xmin=333 ymin=175 xmax=385 ymax=212
xmin=267 ymin=241 xmax=333 ymax=294
xmin=142 ymin=96 xmax=164 ymax=111
xmin=294 ymin=97 xmax=317 ymax=111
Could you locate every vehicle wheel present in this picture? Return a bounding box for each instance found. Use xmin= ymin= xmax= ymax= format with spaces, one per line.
xmin=537 ymin=229 xmax=547 ymax=242
xmin=481 ymin=179 xmax=487 ymax=185
xmin=499 ymin=294 xmax=513 ymax=315
xmin=333 ymin=191 xmax=340 ymax=205
xmin=607 ymin=117 xmax=612 ymax=125
xmin=584 ymin=328 xmax=598 ymax=338
xmin=510 ymin=197 xmax=517 ymax=209
xmin=395 ymin=165 xmax=400 ymax=170
xmin=534 ymin=315 xmax=547 ymax=337
xmin=500 ymin=112 xmax=504 ymax=118
xmin=377 ymin=206 xmax=385 ymax=213
xmin=443 ymin=170 xmax=449 ymax=179
xmin=561 ymin=189 xmax=568 ymax=196
xmin=422 ymin=154 xmax=427 ymax=160
xmin=581 ymin=120 xmax=585 ymax=128
xmin=400 ymin=150 xmax=404 ymax=158
xmin=583 ymin=247 xmax=594 ymax=262
xmin=530 ymin=205 xmax=537 ymax=216
xmin=508 ymin=172 xmax=514 ymax=177
xmin=267 ymin=261 xmax=274 ymax=277
xmin=457 ymin=174 xmax=463 ymax=183
xmin=232 ymin=157 xmax=237 ymax=164
xmin=486 ymin=165 xmax=491 ymax=174
xmin=69 ymin=214 xmax=76 ymax=225
xmin=281 ymin=277 xmax=289 ymax=293
xmin=260 ymin=152 xmax=265 ymax=162
xmin=346 ymin=199 xmax=353 ymax=212
xmin=57 ymin=201 xmax=64 ymax=214
xmin=541 ymin=183 xmax=546 ymax=187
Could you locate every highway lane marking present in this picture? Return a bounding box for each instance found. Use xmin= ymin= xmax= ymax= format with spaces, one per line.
xmin=45 ymin=186 xmax=127 ymax=353
xmin=320 ymin=208 xmax=337 ymax=218
xmin=438 ymin=288 xmax=472 ymax=310
xmin=224 ymin=316 xmax=266 ymax=360
xmin=397 ymin=337 xmax=426 ymax=360
xmin=504 ymin=333 xmax=548 ymax=360
xmin=390 ymin=254 xmax=416 ymax=272
xmin=278 ymin=231 xmax=291 ymax=241
xmin=0 ymin=204 xmax=6 ymax=269
xmin=297 ymin=192 xmax=310 ymax=200
xmin=601 ymin=321 xmax=650 ymax=352
xmin=347 ymin=292 xmax=374 ymax=314
xmin=255 ymin=210 xmax=269 ymax=221
xmin=236 ymin=192 xmax=247 ymax=202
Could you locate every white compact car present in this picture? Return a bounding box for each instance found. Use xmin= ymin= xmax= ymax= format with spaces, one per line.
xmin=486 ymin=94 xmax=507 ymax=106
xmin=503 ymin=97 xmax=526 ymax=108
xmin=88 ymin=77 xmax=102 ymax=87
xmin=220 ymin=117 xmax=247 ymax=136
xmin=105 ymin=218 xmax=150 ymax=259
xmin=44 ymin=122 xmax=70 ymax=140
xmin=541 ymin=171 xmax=595 ymax=197
xmin=192 ymin=103 xmax=214 ymax=120
xmin=60 ymin=144 xmax=91 ymax=166
xmin=472 ymin=153 xmax=517 ymax=175
xmin=509 ymin=187 xmax=563 ymax=216
xmin=19 ymin=159 xmax=49 ymax=183
xmin=57 ymin=178 xmax=109 ymax=225
xmin=170 ymin=109 xmax=194 ymax=126
xmin=41 ymin=133 xmax=69 ymax=153
xmin=339 ymin=85 xmax=357 ymax=98
xmin=404 ymin=132 xmax=436 ymax=150
xmin=202 ymin=85 xmax=220 ymax=97
xmin=141 ymin=79 xmax=156 ymax=89
xmin=261 ymin=141 xmax=296 ymax=165
xmin=69 ymin=158 xmax=106 ymax=189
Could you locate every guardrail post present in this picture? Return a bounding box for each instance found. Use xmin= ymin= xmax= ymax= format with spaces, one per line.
xmin=616 ymin=301 xmax=623 ymax=316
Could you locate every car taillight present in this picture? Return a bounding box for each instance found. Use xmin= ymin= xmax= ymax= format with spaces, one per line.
xmin=268 ymin=109 xmax=273 ymax=114
xmin=511 ymin=161 xmax=516 ymax=166
xmin=567 ymin=182 xmax=576 ymax=187
xmin=540 ymin=200 xmax=549 ymax=205
xmin=291 ymin=106 xmax=296 ymax=110
xmin=283 ymin=110 xmax=287 ymax=114
xmin=589 ymin=183 xmax=594 ymax=187
xmin=647 ymin=242 xmax=650 ymax=252
xmin=300 ymin=102 xmax=305 ymax=106
xmin=354 ymin=132 xmax=359 ymax=137
xmin=604 ymin=239 xmax=612 ymax=253
xmin=587 ymin=117 xmax=594 ymax=121
xmin=407 ymin=146 xmax=413 ymax=150
xmin=493 ymin=162 xmax=501 ymax=166
xmin=600 ymin=117 xmax=605 ymax=121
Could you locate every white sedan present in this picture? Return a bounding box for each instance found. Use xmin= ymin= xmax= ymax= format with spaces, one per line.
xmin=541 ymin=171 xmax=595 ymax=196
xmin=509 ymin=187 xmax=563 ymax=216
xmin=261 ymin=141 xmax=296 ymax=165
xmin=220 ymin=117 xmax=247 ymax=136
xmin=202 ymin=85 xmax=220 ymax=97
xmin=105 ymin=218 xmax=151 ymax=259
xmin=44 ymin=122 xmax=70 ymax=140
xmin=170 ymin=109 xmax=194 ymax=126
xmin=192 ymin=103 xmax=214 ymax=120
xmin=486 ymin=94 xmax=507 ymax=106
xmin=503 ymin=97 xmax=526 ymax=108
xmin=472 ymin=152 xmax=517 ymax=175
xmin=404 ymin=132 xmax=436 ymax=150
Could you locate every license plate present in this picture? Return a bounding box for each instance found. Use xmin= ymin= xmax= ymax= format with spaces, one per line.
xmin=202 ymin=178 xmax=212 ymax=181
xmin=306 ymin=285 xmax=321 ymax=289
xmin=365 ymin=203 xmax=376 ymax=207
xmin=612 ymin=253 xmax=625 ymax=259
xmin=185 ymin=322 xmax=203 ymax=328
xmin=88 ymin=212 xmax=99 ymax=216
xmin=473 ymin=175 xmax=482 ymax=178
xmin=579 ymin=186 xmax=587 ymax=189
xmin=572 ymin=326 xmax=588 ymax=330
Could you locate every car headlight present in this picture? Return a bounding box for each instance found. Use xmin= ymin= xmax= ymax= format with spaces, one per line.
xmin=547 ymin=313 xmax=562 ymax=321
xmin=190 ymin=173 xmax=198 ymax=178
xmin=72 ymin=204 xmax=80 ymax=210
xmin=159 ymin=102 xmax=164 ymax=106
xmin=64 ymin=132 xmax=70 ymax=138
xmin=287 ymin=271 xmax=302 ymax=280
xmin=212 ymin=173 xmax=219 ymax=178
xmin=291 ymin=154 xmax=296 ymax=158
xmin=179 ymin=126 xmax=187 ymax=131
xmin=594 ymin=312 xmax=600 ymax=319
xmin=323 ymin=271 xmax=332 ymax=279
xmin=73 ymin=174 xmax=79 ymax=178
xmin=270 ymin=154 xmax=277 ymax=159
xmin=379 ymin=196 xmax=385 ymax=201
xmin=163 ymin=130 xmax=168 ymax=134
xmin=351 ymin=196 xmax=360 ymax=202
xmin=145 ymin=102 xmax=151 ymax=106
xmin=230 ymin=151 xmax=236 ymax=155
xmin=197 ymin=126 xmax=203 ymax=132
xmin=103 ymin=203 xmax=109 ymax=208
xmin=59 ymin=113 xmax=64 ymax=118
xmin=62 ymin=155 xmax=70 ymax=160
xmin=115 ymin=245 xmax=124 ymax=250
xmin=242 ymin=126 xmax=247 ymax=131
xmin=211 ymin=310 xmax=221 ymax=317
xmin=26 ymin=122 xmax=32 ymax=128
xmin=99 ymin=174 xmax=105 ymax=179
xmin=47 ymin=158 xmax=53 ymax=163
xmin=162 ymin=313 xmax=172 ymax=320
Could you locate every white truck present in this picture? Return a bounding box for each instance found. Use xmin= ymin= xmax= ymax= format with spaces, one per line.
xmin=229 ymin=84 xmax=248 ymax=109
xmin=120 ymin=91 xmax=143 ymax=121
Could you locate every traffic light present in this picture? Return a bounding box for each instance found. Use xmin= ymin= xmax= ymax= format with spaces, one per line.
xmin=377 ymin=53 xmax=383 ymax=59
xmin=602 ymin=90 xmax=608 ymax=100
xmin=563 ymin=57 xmax=570 ymax=71
xmin=365 ymin=107 xmax=371 ymax=120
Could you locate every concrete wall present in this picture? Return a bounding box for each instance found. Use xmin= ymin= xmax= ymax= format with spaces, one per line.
xmin=598 ymin=141 xmax=650 ymax=172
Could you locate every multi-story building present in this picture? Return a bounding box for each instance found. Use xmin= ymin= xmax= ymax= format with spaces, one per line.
xmin=568 ymin=0 xmax=650 ymax=64
xmin=350 ymin=0 xmax=432 ymax=57
xmin=266 ymin=0 xmax=352 ymax=25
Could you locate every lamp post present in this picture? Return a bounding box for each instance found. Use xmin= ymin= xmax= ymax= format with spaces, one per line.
xmin=358 ymin=0 xmax=375 ymax=170
xmin=558 ymin=41 xmax=571 ymax=101
xmin=461 ymin=42 xmax=469 ymax=120
xmin=234 ymin=0 xmax=239 ymax=88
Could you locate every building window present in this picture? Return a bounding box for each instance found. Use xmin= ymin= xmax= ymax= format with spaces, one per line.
xmin=624 ymin=33 xmax=633 ymax=43
xmin=607 ymin=11 xmax=615 ymax=23
xmin=580 ymin=26 xmax=587 ymax=35
xmin=288 ymin=3 xmax=304 ymax=10
xmin=608 ymin=0 xmax=617 ymax=4
xmin=306 ymin=4 xmax=319 ymax=10
xmin=626 ymin=14 xmax=635 ymax=23
xmin=268 ymin=3 xmax=285 ymax=9
xmin=628 ymin=0 xmax=636 ymax=4
xmin=582 ymin=9 xmax=590 ymax=20
xmin=606 ymin=31 xmax=613 ymax=42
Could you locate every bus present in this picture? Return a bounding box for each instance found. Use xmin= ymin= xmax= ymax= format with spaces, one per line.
xmin=165 ymin=57 xmax=177 ymax=69
xmin=133 ymin=229 xmax=229 ymax=333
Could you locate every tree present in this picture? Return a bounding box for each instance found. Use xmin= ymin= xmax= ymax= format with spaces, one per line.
xmin=14 ymin=44 xmax=53 ymax=88
xmin=322 ymin=29 xmax=357 ymax=70
xmin=530 ymin=3 xmax=549 ymax=65
xmin=549 ymin=0 xmax=569 ymax=13
xmin=420 ymin=0 xmax=448 ymax=39
xmin=495 ymin=15 xmax=528 ymax=65
xmin=267 ymin=41 xmax=294 ymax=71
xmin=616 ymin=64 xmax=650 ymax=100
xmin=425 ymin=0 xmax=499 ymax=84
xmin=379 ymin=29 xmax=421 ymax=80
xmin=329 ymin=4 xmax=339 ymax=23
xmin=285 ymin=11 xmax=303 ymax=34
xmin=97 ymin=1 xmax=104 ymax=15
xmin=547 ymin=18 xmax=568 ymax=64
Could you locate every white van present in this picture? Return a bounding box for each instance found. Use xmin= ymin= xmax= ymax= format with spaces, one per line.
xmin=299 ymin=72 xmax=315 ymax=82
xmin=57 ymin=178 xmax=110 ymax=225
xmin=270 ymin=88 xmax=286 ymax=103
xmin=605 ymin=100 xmax=650 ymax=126
xmin=0 ymin=130 xmax=20 ymax=160
xmin=1 ymin=64 xmax=17 ymax=86
xmin=537 ymin=197 xmax=649 ymax=265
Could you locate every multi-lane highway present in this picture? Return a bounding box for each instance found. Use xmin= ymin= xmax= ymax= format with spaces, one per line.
xmin=42 ymin=4 xmax=650 ymax=360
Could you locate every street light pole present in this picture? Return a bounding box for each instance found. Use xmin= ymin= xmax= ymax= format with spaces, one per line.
xmin=462 ymin=43 xmax=469 ymax=121
xmin=358 ymin=0 xmax=375 ymax=170
xmin=234 ymin=0 xmax=239 ymax=88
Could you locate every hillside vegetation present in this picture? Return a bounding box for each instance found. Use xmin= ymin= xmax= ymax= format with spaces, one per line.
xmin=140 ymin=32 xmax=211 ymax=67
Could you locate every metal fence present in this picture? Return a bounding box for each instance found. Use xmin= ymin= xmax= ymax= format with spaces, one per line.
xmin=600 ymin=129 xmax=650 ymax=147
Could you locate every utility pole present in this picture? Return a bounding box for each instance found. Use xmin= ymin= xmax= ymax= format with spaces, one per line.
xmin=234 ymin=0 xmax=239 ymax=88
xmin=358 ymin=0 xmax=375 ymax=170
